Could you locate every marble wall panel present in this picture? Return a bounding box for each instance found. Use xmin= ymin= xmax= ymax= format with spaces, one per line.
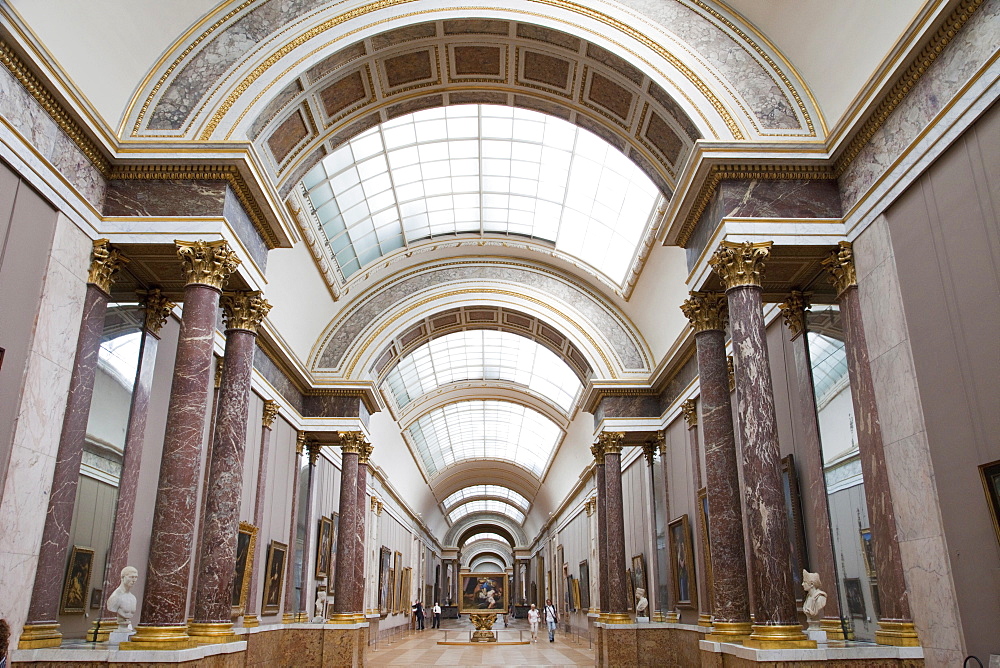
xmin=267 ymin=110 xmax=309 ymax=163
xmin=443 ymin=19 xmax=509 ymax=35
xmin=592 ymin=394 xmax=661 ymax=425
xmin=645 ymin=112 xmax=683 ymax=163
xmin=512 ymin=94 xmax=571 ymax=120
xmin=386 ymin=94 xmax=443 ymax=120
xmin=371 ymin=23 xmax=436 ymax=52
xmin=223 ymin=187 xmax=268 ymax=270
xmin=515 ymin=23 xmax=581 ymax=51
xmin=588 ymin=72 xmax=633 ymax=120
xmin=522 ymin=50 xmax=571 ymax=89
xmin=453 ymin=46 xmax=503 ymax=76
xmin=383 ymin=50 xmax=434 ymax=88
xmin=252 ymin=342 xmax=305 ymax=414
xmin=248 ymin=79 xmax=304 ymax=140
xmin=648 ymin=82 xmax=701 ymax=141
xmin=450 ymin=91 xmax=507 ymax=106
xmin=103 ymin=179 xmax=227 ymax=217
xmin=587 ymin=43 xmax=644 ymax=86
xmin=319 ymin=71 xmax=368 ymax=117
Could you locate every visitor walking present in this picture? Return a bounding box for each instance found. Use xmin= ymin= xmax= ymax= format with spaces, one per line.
xmin=431 ymin=601 xmax=441 ymax=628
xmin=527 ymin=603 xmax=540 ymax=642
xmin=412 ymin=600 xmax=425 ymax=630
xmin=544 ymin=598 xmax=558 ymax=642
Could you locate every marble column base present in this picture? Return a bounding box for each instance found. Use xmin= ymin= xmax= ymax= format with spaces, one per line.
xmin=601 ymin=625 xmax=639 ymax=667
xmin=665 ymin=611 xmax=680 ymax=623
xmin=697 ymin=613 xmax=713 ymax=627
xmin=242 ymin=614 xmax=260 ymax=628
xmin=603 ymin=612 xmax=632 ymax=624
xmin=119 ymin=625 xmax=196 ymax=651
xmin=187 ymin=621 xmax=238 ymax=644
xmin=89 ymin=619 xmax=118 ymax=642
xmin=282 ymin=612 xmax=297 ymax=624
xmin=705 ymin=620 xmax=752 ymax=643
xmin=876 ymin=620 xmax=920 ymax=647
xmin=17 ymin=623 xmax=61 ymax=649
xmin=744 ymin=624 xmax=816 ymax=649
xmin=820 ymin=618 xmax=846 ymax=641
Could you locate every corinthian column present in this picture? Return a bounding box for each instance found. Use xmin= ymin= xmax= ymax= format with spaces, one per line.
xmin=189 ymin=292 xmax=271 ymax=643
xmin=330 ymin=432 xmax=362 ymax=622
xmin=777 ymin=291 xmax=845 ymax=639
xmin=353 ymin=439 xmax=373 ymax=618
xmin=244 ymin=400 xmax=279 ymax=627
xmin=282 ymin=432 xmax=306 ymax=623
xmin=599 ymin=432 xmax=630 ymax=623
xmin=590 ymin=441 xmax=609 ymax=620
xmin=681 ymin=401 xmax=712 ymax=627
xmin=19 ymin=240 xmax=128 ymax=649
xmin=709 ymin=241 xmax=812 ymax=649
xmin=823 ymin=242 xmax=918 ymax=647
xmin=680 ymin=291 xmax=751 ymax=643
xmin=124 ymin=240 xmax=239 ymax=651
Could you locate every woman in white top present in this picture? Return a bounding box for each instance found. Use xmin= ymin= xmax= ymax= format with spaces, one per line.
xmin=527 ymin=603 xmax=540 ymax=642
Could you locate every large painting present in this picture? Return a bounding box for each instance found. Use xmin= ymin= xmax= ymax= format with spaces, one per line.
xmin=315 ymin=515 xmax=333 ymax=579
xmin=844 ymin=577 xmax=866 ymax=619
xmin=460 ymin=573 xmax=507 ymax=613
xmin=392 ymin=551 xmax=403 ymax=614
xmin=579 ymin=560 xmax=591 ymax=611
xmin=327 ymin=513 xmax=340 ymax=595
xmin=669 ymin=514 xmax=697 ymax=609
xmin=378 ymin=546 xmax=392 ymax=616
xmin=262 ymin=540 xmax=288 ymax=616
xmin=232 ymin=522 xmax=258 ymax=614
xmin=60 ymin=545 xmax=94 ymax=614
xmin=631 ymin=553 xmax=647 ymax=596
xmin=400 ymin=567 xmax=412 ymax=612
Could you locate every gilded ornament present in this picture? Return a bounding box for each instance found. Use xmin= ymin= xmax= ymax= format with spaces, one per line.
xmin=709 ymin=240 xmax=772 ymax=289
xmin=655 ymin=429 xmax=666 ymax=455
xmin=598 ymin=431 xmax=625 ymax=455
xmin=175 ymin=239 xmax=240 ymax=289
xmin=680 ymin=291 xmax=728 ymax=332
xmin=778 ymin=290 xmax=811 ymax=338
xmin=727 ymin=355 xmax=735 ymax=391
xmin=262 ymin=400 xmax=279 ymax=428
xmin=358 ymin=439 xmax=374 ymax=465
xmin=221 ymin=291 xmax=272 ymax=333
xmin=641 ymin=440 xmax=657 ymax=465
xmin=307 ymin=439 xmax=323 ymax=465
xmin=295 ymin=431 xmax=307 ymax=455
xmin=88 ymin=239 xmax=128 ymax=294
xmin=140 ymin=288 xmax=175 ymax=335
xmin=590 ymin=441 xmax=606 ymax=463
xmin=214 ymin=357 xmax=225 ymax=389
xmin=338 ymin=430 xmax=364 ymax=455
xmin=681 ymin=399 xmax=698 ymax=427
xmin=822 ymin=241 xmax=857 ymax=297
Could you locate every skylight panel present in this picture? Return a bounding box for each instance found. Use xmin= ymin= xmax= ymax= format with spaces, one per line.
xmin=448 ymin=500 xmax=526 ymax=524
xmin=443 ymin=485 xmax=530 ymax=511
xmin=463 ymin=533 xmax=509 ymax=546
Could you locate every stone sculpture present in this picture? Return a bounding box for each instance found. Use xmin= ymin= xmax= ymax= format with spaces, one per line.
xmin=802 ymin=569 xmax=828 ymax=644
xmin=635 ymin=587 xmax=649 ymax=622
xmin=107 ymin=566 xmax=138 ymax=631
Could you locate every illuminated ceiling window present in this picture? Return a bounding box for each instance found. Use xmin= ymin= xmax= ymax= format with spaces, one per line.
xmin=463 ymin=532 xmax=510 ymax=546
xmin=301 ymin=104 xmax=661 ymax=284
xmin=443 ymin=485 xmax=530 ymax=512
xmin=407 ymin=399 xmax=561 ymax=478
xmin=384 ymin=330 xmax=582 ymax=412
xmin=808 ymin=332 xmax=849 ymax=402
xmin=448 ymin=500 xmax=526 ymax=524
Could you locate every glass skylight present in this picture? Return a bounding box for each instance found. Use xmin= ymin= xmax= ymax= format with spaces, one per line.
xmin=384 ymin=330 xmax=582 ymax=411
xmin=448 ymin=500 xmax=526 ymax=524
xmin=808 ymin=332 xmax=849 ymax=401
xmin=443 ymin=485 xmax=530 ymax=512
xmin=302 ymin=104 xmax=661 ymax=283
xmin=407 ymin=399 xmax=561 ymax=478
xmin=99 ymin=330 xmax=142 ymax=389
xmin=462 ymin=532 xmax=511 ymax=546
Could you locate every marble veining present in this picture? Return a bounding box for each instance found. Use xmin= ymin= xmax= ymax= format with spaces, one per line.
xmin=603 ymin=450 xmax=630 ymax=615
xmin=224 ymin=187 xmax=269 ymax=271
xmin=595 ymin=460 xmax=609 ymax=615
xmin=282 ymin=447 xmax=303 ymax=617
xmin=352 ymin=462 xmax=368 ymax=613
xmin=332 ymin=450 xmax=359 ymax=615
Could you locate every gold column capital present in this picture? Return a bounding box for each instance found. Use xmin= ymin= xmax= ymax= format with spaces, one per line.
xmin=655 ymin=429 xmax=666 ymax=455
xmin=778 ymin=290 xmax=811 ymax=338
xmin=371 ymin=495 xmax=384 ymax=515
xmin=641 ymin=439 xmax=657 ymax=465
xmin=358 ymin=439 xmax=374 ymax=465
xmin=709 ymin=240 xmax=772 ymax=289
xmin=584 ymin=497 xmax=597 ymax=516
xmin=681 ymin=399 xmax=698 ymax=428
xmin=598 ymin=431 xmax=625 ymax=455
xmin=261 ymin=400 xmax=279 ymax=428
xmin=88 ymin=239 xmax=128 ymax=294
xmin=307 ymin=439 xmax=323 ymax=465
xmin=727 ymin=355 xmax=735 ymax=391
xmin=295 ymin=431 xmax=306 ymax=455
xmin=221 ymin=291 xmax=271 ymax=333
xmin=590 ymin=442 xmax=605 ymax=463
xmin=338 ymin=430 xmax=364 ymax=455
xmin=140 ymin=288 xmax=175 ymax=335
xmin=213 ymin=357 xmax=224 ymax=389
xmin=175 ymin=239 xmax=240 ymax=289
xmin=680 ymin=291 xmax=728 ymax=332
xmin=822 ymin=241 xmax=857 ymax=297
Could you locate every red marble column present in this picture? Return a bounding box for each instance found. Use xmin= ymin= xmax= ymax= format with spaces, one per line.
xmin=353 ymin=439 xmax=373 ymax=616
xmin=299 ymin=440 xmax=321 ymax=619
xmin=189 ymin=355 xmax=223 ymax=620
xmin=599 ymin=432 xmax=630 ymax=623
xmin=124 ymin=240 xmax=239 ymax=651
xmin=653 ymin=430 xmax=679 ymax=623
xmin=19 ymin=240 xmax=127 ymax=649
xmin=591 ymin=443 xmax=609 ymax=619
xmin=94 ymin=290 xmax=175 ymax=640
xmin=778 ymin=291 xmax=845 ymax=639
xmin=282 ymin=432 xmax=306 ymax=623
xmin=331 ymin=433 xmax=361 ymax=622
xmin=681 ymin=401 xmax=713 ymax=627
xmin=823 ymin=242 xmax=918 ymax=647
xmin=681 ymin=291 xmax=752 ymax=642
xmin=710 ymin=241 xmax=811 ymax=649
xmin=243 ymin=400 xmax=279 ymax=627
xmin=190 ymin=291 xmax=271 ymax=643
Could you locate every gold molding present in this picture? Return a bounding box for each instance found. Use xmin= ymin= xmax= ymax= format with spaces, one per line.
xmin=176 ymin=239 xmax=241 ymax=289
xmin=221 ymin=291 xmax=272 ymax=333
xmin=875 ymin=620 xmax=920 ymax=647
xmin=214 ymin=357 xmax=225 ymax=389
xmin=822 ymin=241 xmax=857 ymax=298
xmin=307 ymin=439 xmax=323 ymax=464
xmin=598 ymin=430 xmax=625 ymax=455
xmin=140 ymin=288 xmax=176 ymax=335
xmin=295 ymin=431 xmax=307 ymax=455
xmin=17 ymin=623 xmax=62 ymax=649
xmin=709 ymin=240 xmax=772 ymax=289
xmin=681 ymin=399 xmax=698 ymax=428
xmin=590 ymin=441 xmax=605 ymax=464
xmin=338 ymin=430 xmax=365 ymax=455
xmin=87 ymin=239 xmax=128 ymax=293
xmin=726 ymin=355 xmax=735 ymax=391
xmin=778 ymin=290 xmax=811 ymax=338
xmin=680 ymin=291 xmax=728 ymax=333
xmin=358 ymin=439 xmax=375 ymax=465
xmin=262 ymin=399 xmax=280 ymax=428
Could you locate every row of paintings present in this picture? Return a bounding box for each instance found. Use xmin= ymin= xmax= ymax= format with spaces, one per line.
xmin=376 ymin=547 xmax=414 ymax=616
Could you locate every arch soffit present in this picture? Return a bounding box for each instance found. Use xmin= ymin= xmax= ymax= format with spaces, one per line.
xmin=466 ymin=550 xmax=511 ymax=568
xmin=430 ymin=458 xmax=542 ymax=503
xmin=309 ymin=259 xmax=651 ymax=380
xmin=471 ymin=559 xmax=507 ymax=572
xmin=460 ymin=533 xmax=513 ymax=550
xmin=448 ymin=516 xmax=527 ymax=547
xmin=397 ymin=384 xmax=572 ymax=433
xmin=444 ymin=494 xmax=529 ymax=517
xmin=125 ymin=0 xmax=820 ymax=150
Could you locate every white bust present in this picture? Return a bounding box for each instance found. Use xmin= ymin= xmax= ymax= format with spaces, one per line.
xmin=801 ymin=570 xmax=827 ymax=628
xmin=107 ymin=566 xmax=139 ymax=630
xmin=634 ymin=587 xmax=648 ymax=615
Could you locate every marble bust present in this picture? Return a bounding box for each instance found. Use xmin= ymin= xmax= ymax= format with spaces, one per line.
xmin=312 ymin=590 xmax=328 ymax=623
xmin=634 ymin=587 xmax=649 ymax=621
xmin=801 ymin=570 xmax=827 ymax=629
xmin=107 ymin=566 xmax=138 ymax=631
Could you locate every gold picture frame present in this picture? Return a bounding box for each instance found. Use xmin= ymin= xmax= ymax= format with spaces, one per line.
xmin=378 ymin=545 xmax=392 ymax=616
xmin=315 ymin=515 xmax=333 ymax=579
xmin=232 ymin=521 xmax=258 ymax=615
xmin=261 ymin=540 xmax=288 ymax=616
xmin=979 ymin=460 xmax=1000 ymax=548
xmin=400 ymin=567 xmax=412 ymax=614
xmin=459 ymin=572 xmax=507 ymax=613
xmin=392 ymin=551 xmax=403 ymax=614
xmin=60 ymin=545 xmax=94 ymax=615
xmin=668 ymin=514 xmax=697 ymax=609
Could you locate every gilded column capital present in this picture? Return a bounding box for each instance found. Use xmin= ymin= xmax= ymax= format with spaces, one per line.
xmin=214 ymin=357 xmax=225 ymax=389
xmin=680 ymin=291 xmax=728 ymax=332
xmin=709 ymin=240 xmax=772 ymax=289
xmin=221 ymin=291 xmax=272 ymax=333
xmin=598 ymin=431 xmax=625 ymax=455
xmin=295 ymin=431 xmax=306 ymax=455
xmin=358 ymin=440 xmax=374 ymax=465
xmin=641 ymin=440 xmax=657 ymax=466
xmin=261 ymin=400 xmax=279 ymax=428
xmin=88 ymin=239 xmax=128 ymax=294
xmin=370 ymin=496 xmax=384 ymax=515
xmin=175 ymin=239 xmax=240 ymax=289
xmin=307 ymin=440 xmax=323 ymax=465
xmin=140 ymin=288 xmax=175 ymax=335
xmin=590 ymin=442 xmax=605 ymax=464
xmin=655 ymin=429 xmax=666 ymax=455
xmin=681 ymin=399 xmax=698 ymax=428
xmin=727 ymin=355 xmax=735 ymax=391
xmin=778 ymin=290 xmax=811 ymax=338
xmin=584 ymin=497 xmax=597 ymax=516
xmin=338 ymin=430 xmax=364 ymax=455
xmin=822 ymin=241 xmax=857 ymax=297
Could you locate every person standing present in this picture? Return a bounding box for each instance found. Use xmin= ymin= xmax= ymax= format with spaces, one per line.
xmin=412 ymin=600 xmax=425 ymax=630
xmin=527 ymin=603 xmax=540 ymax=642
xmin=544 ymin=598 xmax=558 ymax=642
xmin=431 ymin=601 xmax=441 ymax=629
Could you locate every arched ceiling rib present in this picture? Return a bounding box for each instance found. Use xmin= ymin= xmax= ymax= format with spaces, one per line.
xmin=460 ymin=532 xmax=515 ymax=548
xmin=450 ymin=517 xmax=527 ymax=547
xmin=448 ymin=499 xmax=526 ymax=524
xmin=442 ymin=486 xmax=530 ymax=514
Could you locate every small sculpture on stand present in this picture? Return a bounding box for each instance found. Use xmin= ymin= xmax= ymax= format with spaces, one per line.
xmin=107 ymin=566 xmax=139 ymax=644
xmin=801 ymin=570 xmax=828 ymax=644
xmin=634 ymin=587 xmax=649 ymax=623
xmin=312 ymin=589 xmax=328 ymax=623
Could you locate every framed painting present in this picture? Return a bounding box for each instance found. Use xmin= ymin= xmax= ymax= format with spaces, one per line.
xmin=400 ymin=567 xmax=412 ymax=612
xmin=378 ymin=546 xmax=392 ymax=616
xmin=631 ymin=553 xmax=647 ymax=596
xmin=60 ymin=545 xmax=94 ymax=614
xmin=844 ymin=577 xmax=866 ymax=619
xmin=981 ymin=460 xmax=1000 ymax=547
xmin=572 ymin=577 xmax=582 ymax=613
xmin=859 ymin=527 xmax=876 ymax=579
xmin=781 ymin=454 xmax=808 ymax=600
xmin=668 ymin=515 xmax=697 ymax=609
xmin=566 ymin=574 xmax=575 ymax=611
xmin=261 ymin=540 xmax=288 ymax=616
xmin=90 ymin=588 xmax=102 ymax=610
xmin=232 ymin=521 xmax=258 ymax=615
xmin=460 ymin=572 xmax=507 ymax=613
xmin=327 ymin=512 xmax=340 ymax=595
xmin=315 ymin=515 xmax=333 ymax=579
xmin=392 ymin=551 xmax=403 ymax=613
xmin=697 ymin=487 xmax=714 ymax=609
xmin=578 ymin=560 xmax=590 ymax=611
